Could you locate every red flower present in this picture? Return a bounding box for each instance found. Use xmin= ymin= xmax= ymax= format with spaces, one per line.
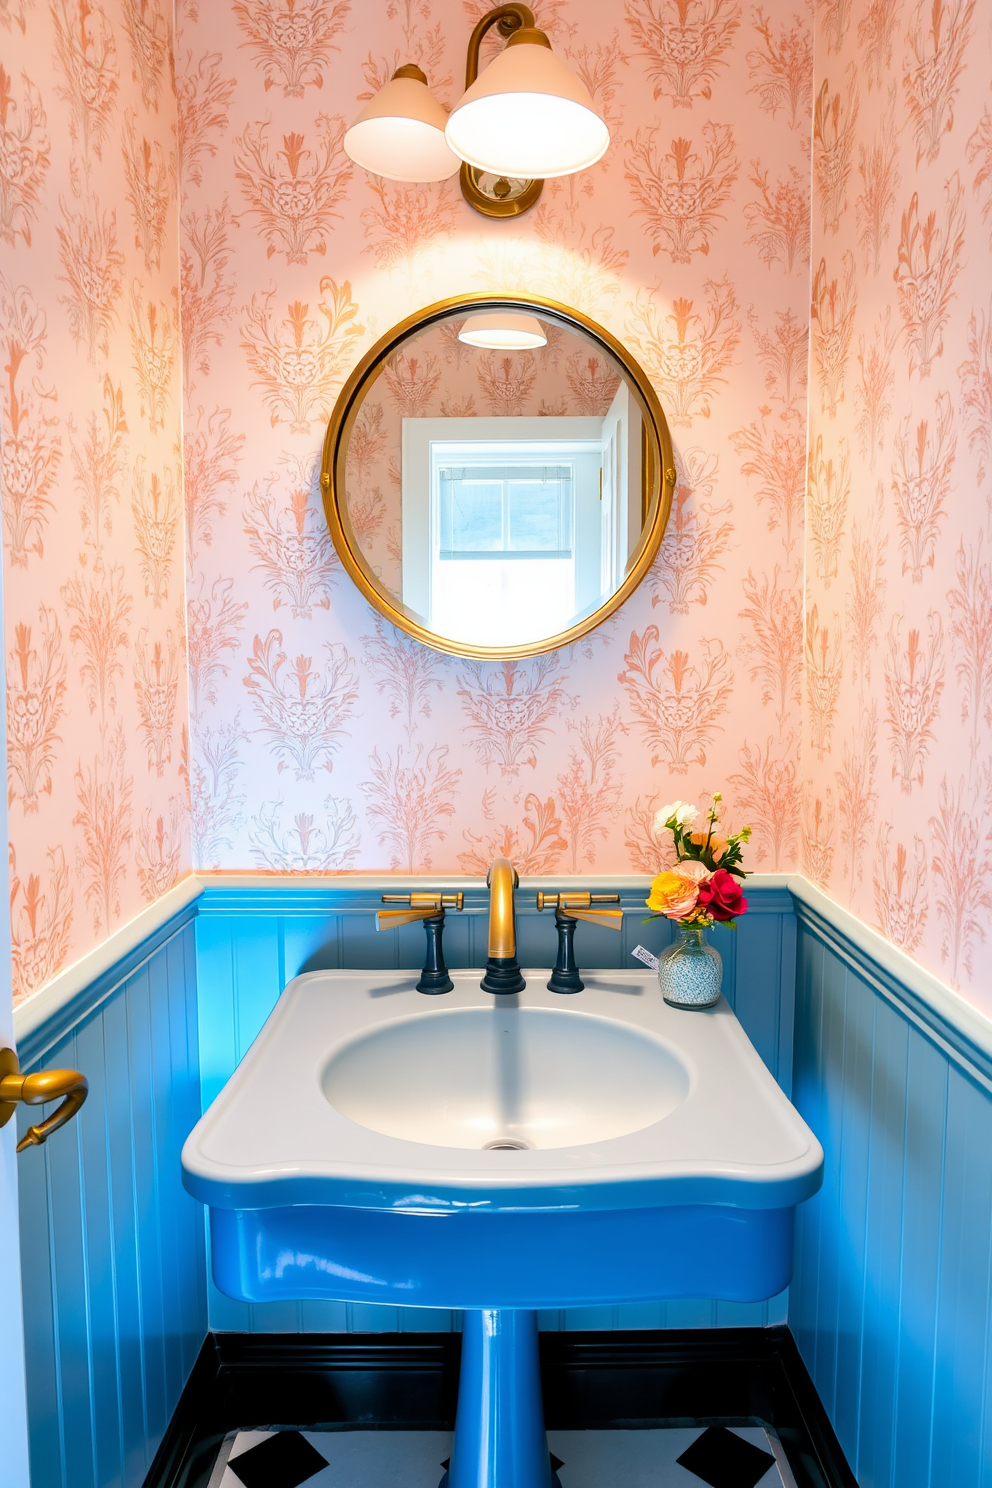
xmin=696 ymin=868 xmax=747 ymax=922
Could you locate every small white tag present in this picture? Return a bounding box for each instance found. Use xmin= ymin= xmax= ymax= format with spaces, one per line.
xmin=631 ymin=944 xmax=660 ymax=972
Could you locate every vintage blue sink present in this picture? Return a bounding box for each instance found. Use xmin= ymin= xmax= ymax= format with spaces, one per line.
xmin=182 ymin=968 xmax=822 ymax=1487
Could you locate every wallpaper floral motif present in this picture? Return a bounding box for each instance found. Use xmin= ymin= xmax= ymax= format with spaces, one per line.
xmin=2 ymin=0 xmax=189 ymax=1005
xmin=803 ymin=0 xmax=992 ymax=1004
xmin=179 ymin=0 xmax=813 ymax=903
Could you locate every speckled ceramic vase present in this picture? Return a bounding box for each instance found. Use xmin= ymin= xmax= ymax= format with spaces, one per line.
xmin=658 ymin=924 xmax=722 ymax=1009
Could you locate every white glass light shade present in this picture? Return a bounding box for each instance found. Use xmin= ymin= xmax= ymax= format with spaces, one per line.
xmin=344 ymin=69 xmax=460 ymax=183
xmin=458 ymin=311 xmax=548 ymax=350
xmin=445 ymin=34 xmax=609 ymax=179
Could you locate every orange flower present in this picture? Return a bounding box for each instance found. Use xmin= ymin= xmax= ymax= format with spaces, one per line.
xmin=689 ymin=831 xmax=727 ymax=859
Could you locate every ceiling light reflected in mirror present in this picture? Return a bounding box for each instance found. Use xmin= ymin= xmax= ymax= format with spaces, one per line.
xmin=458 ymin=312 xmax=548 ymax=350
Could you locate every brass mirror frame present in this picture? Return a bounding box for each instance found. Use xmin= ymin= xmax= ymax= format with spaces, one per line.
xmin=320 ymin=293 xmax=676 ymax=660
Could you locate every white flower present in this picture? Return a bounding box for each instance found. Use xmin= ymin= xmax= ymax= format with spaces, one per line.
xmin=655 ymin=801 xmax=698 ymax=832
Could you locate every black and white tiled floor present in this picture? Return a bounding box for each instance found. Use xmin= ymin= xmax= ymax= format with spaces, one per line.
xmin=208 ymin=1424 xmax=798 ymax=1488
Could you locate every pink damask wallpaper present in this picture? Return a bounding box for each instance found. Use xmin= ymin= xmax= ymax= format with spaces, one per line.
xmin=2 ymin=0 xmax=189 ymax=1005
xmin=179 ymin=0 xmax=812 ymax=888
xmin=8 ymin=0 xmax=989 ymax=1014
xmin=802 ymin=0 xmax=992 ymax=1002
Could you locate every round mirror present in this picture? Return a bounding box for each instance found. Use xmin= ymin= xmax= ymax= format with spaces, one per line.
xmin=321 ymin=295 xmax=675 ymax=658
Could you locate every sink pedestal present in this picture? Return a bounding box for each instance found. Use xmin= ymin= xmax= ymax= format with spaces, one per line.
xmin=449 ymin=1310 xmax=551 ymax=1488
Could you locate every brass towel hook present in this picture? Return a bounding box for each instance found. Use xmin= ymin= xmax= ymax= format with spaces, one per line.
xmin=0 ymin=1047 xmax=89 ymax=1153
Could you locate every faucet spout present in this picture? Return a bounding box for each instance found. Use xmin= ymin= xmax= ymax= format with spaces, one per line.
xmin=481 ymin=857 xmax=526 ymax=994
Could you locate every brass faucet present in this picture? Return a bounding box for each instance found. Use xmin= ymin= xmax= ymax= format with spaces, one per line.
xmin=481 ymin=856 xmax=525 ymax=993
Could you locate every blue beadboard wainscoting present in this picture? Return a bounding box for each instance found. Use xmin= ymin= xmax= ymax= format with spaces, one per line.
xmin=788 ymin=880 xmax=992 ymax=1488
xmin=14 ymin=902 xmax=206 ymax=1488
xmin=194 ymin=876 xmax=797 ymax=1336
xmin=14 ymin=870 xmax=992 ymax=1488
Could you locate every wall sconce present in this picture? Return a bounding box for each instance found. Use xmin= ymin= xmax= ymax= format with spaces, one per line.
xmin=342 ymin=64 xmax=461 ymax=183
xmin=342 ymin=3 xmax=609 ymax=220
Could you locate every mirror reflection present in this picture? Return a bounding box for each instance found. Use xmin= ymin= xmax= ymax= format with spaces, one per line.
xmin=329 ymin=301 xmax=670 ymax=656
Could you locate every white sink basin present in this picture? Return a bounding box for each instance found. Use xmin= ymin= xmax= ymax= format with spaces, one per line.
xmin=185 ymin=969 xmax=822 ymax=1215
xmin=321 ymin=1005 xmax=690 ymax=1150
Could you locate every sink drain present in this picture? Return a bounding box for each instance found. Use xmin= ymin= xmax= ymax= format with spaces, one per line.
xmin=483 ymin=1138 xmax=531 ymax=1151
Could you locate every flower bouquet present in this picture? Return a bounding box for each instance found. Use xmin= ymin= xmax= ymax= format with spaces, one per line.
xmin=645 ymin=794 xmax=751 ymax=1008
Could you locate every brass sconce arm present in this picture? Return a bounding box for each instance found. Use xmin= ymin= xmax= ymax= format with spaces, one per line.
xmin=459 ymin=4 xmax=544 ymax=217
xmin=0 ymin=1047 xmax=89 ymax=1153
xmin=463 ymin=4 xmax=536 ymax=87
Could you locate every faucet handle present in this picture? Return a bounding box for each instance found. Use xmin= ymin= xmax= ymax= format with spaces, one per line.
xmin=377 ymin=894 xmax=464 ymax=995
xmin=536 ymin=891 xmax=623 ymax=930
xmin=538 ymin=892 xmax=623 ymax=994
xmin=377 ymin=892 xmax=464 ymax=930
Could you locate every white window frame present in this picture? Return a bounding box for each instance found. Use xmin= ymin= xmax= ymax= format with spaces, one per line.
xmin=401 ymin=417 xmax=604 ymax=622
